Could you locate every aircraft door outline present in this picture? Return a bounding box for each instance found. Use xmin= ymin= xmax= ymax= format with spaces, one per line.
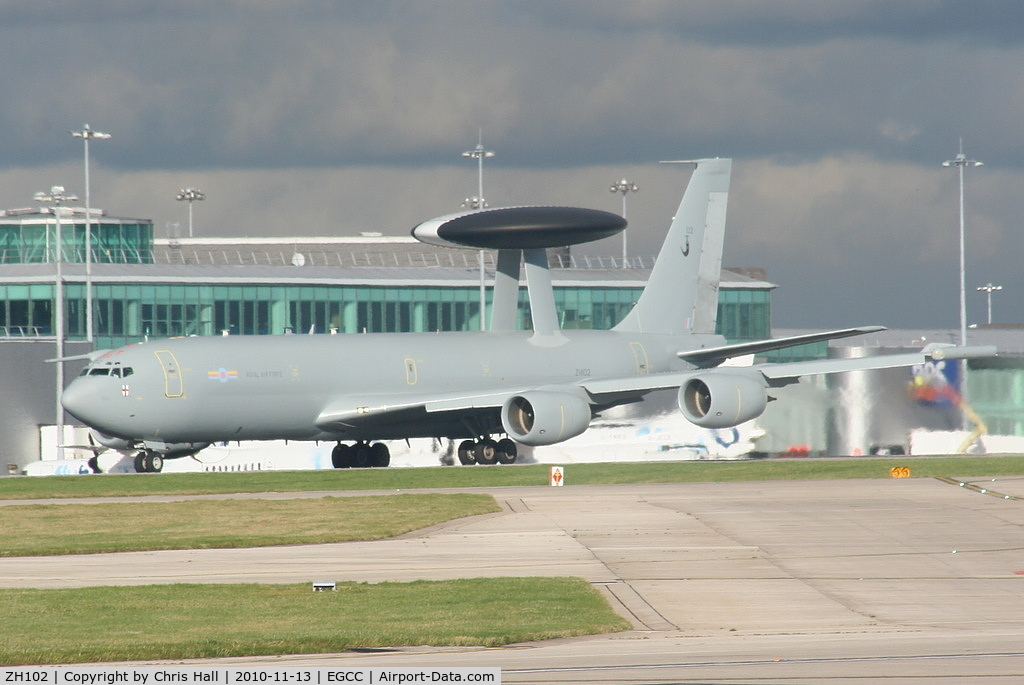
xmin=154 ymin=350 xmax=184 ymax=398
xmin=404 ymin=358 xmax=418 ymax=386
xmin=629 ymin=342 xmax=649 ymax=376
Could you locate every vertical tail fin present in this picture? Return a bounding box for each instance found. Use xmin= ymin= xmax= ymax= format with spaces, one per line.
xmin=613 ymin=157 xmax=731 ymax=336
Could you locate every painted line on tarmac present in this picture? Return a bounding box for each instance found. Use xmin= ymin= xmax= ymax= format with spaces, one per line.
xmin=935 ymin=476 xmax=1024 ymax=501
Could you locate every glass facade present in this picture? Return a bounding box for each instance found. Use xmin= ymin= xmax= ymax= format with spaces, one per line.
xmin=0 ymin=217 xmax=153 ymax=264
xmin=3 ymin=281 xmax=771 ymax=349
xmin=717 ymin=288 xmax=770 ymax=342
xmin=966 ymin=363 xmax=1024 ymax=437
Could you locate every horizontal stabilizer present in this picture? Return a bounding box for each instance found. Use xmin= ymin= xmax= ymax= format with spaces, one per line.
xmin=678 ymin=326 xmax=886 ymax=367
xmin=924 ymin=344 xmax=998 ymax=361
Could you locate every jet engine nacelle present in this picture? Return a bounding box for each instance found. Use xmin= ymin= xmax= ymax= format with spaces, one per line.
xmin=90 ymin=431 xmax=133 ymax=452
xmin=501 ymin=390 xmax=593 ymax=446
xmin=678 ymin=372 xmax=768 ymax=428
xmin=142 ymin=440 xmax=212 ymax=459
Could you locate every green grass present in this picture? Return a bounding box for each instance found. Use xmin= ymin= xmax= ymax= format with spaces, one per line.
xmin=4 ymin=456 xmax=1024 ymax=500
xmin=0 ymin=493 xmax=499 ymax=556
xmin=4 ymin=456 xmax=1022 ymax=665
xmin=0 ymin=578 xmax=631 ymax=665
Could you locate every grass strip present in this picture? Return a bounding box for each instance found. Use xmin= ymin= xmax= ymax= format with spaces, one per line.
xmin=0 ymin=493 xmax=499 ymax=556
xmin=0 ymin=578 xmax=630 ymax=665
xmin=4 ymin=456 xmax=1024 ymax=500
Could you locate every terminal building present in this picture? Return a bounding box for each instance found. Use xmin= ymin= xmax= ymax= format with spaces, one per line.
xmin=0 ymin=203 xmax=1020 ymax=470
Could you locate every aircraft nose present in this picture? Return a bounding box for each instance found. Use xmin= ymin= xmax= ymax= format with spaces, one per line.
xmin=61 ymin=378 xmax=95 ymax=424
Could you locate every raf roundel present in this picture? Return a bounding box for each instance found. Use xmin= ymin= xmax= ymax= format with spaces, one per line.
xmin=412 ymin=206 xmax=627 ymax=250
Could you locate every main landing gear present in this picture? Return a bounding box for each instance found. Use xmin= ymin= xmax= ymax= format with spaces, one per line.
xmin=331 ymin=441 xmax=391 ymax=469
xmin=457 ymin=438 xmax=517 ymax=465
xmin=133 ymin=451 xmax=164 ymax=473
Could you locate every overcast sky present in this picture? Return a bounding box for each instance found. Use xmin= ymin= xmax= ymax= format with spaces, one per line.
xmin=1 ymin=0 xmax=1022 ymax=330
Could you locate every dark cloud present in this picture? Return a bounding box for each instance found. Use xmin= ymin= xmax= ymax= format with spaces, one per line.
xmin=0 ymin=1 xmax=1020 ymax=328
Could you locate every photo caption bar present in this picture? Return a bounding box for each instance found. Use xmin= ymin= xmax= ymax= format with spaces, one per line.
xmin=1 ymin=668 xmax=499 ymax=685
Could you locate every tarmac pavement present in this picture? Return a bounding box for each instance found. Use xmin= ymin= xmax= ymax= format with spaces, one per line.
xmin=4 ymin=475 xmax=1024 ymax=683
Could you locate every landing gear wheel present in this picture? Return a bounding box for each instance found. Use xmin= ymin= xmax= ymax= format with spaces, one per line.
xmin=133 ymin=451 xmax=163 ymax=473
xmin=457 ymin=440 xmax=477 ymax=465
xmin=352 ymin=442 xmax=372 ymax=468
xmin=475 ymin=438 xmax=499 ymax=465
xmin=331 ymin=443 xmax=353 ymax=468
xmin=370 ymin=442 xmax=390 ymax=467
xmin=496 ymin=438 xmax=517 ymax=464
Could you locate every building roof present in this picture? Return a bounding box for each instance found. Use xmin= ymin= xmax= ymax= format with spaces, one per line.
xmin=0 ymin=207 xmax=150 ymax=223
xmin=0 ymin=261 xmax=770 ymax=290
xmin=2 ymin=235 xmax=776 ymax=290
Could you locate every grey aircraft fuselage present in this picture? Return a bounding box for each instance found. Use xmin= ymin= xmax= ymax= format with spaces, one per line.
xmin=62 ymin=327 xmax=721 ymax=445
xmin=60 ymin=156 xmax=996 ymax=470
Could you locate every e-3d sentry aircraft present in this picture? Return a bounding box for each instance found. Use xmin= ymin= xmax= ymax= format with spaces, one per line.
xmin=60 ymin=158 xmax=994 ymax=472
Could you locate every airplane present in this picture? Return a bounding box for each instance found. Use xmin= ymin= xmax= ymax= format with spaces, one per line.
xmin=59 ymin=157 xmax=996 ymax=473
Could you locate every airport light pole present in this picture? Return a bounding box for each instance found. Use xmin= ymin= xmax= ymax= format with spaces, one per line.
xmin=34 ymin=185 xmax=78 ymax=461
xmin=176 ymin=187 xmax=206 ymax=238
xmin=609 ymin=178 xmax=638 ymax=266
xmin=977 ymin=283 xmax=1002 ymax=325
xmin=462 ymin=135 xmax=495 ymax=331
xmin=942 ymin=142 xmax=982 ymax=347
xmin=942 ymin=141 xmax=982 ymax=433
xmin=71 ymin=124 xmax=110 ymax=343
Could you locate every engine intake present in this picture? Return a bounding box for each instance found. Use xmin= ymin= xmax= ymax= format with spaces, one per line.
xmin=501 ymin=390 xmax=593 ymax=446
xmin=678 ymin=372 xmax=768 ymax=428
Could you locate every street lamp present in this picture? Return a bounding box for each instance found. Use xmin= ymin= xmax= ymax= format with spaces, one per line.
xmin=176 ymin=187 xmax=206 ymax=238
xmin=71 ymin=124 xmax=110 ymax=343
xmin=34 ymin=185 xmax=78 ymax=460
xmin=977 ymin=283 xmax=1002 ymax=325
xmin=609 ymin=178 xmax=638 ymax=265
xmin=462 ymin=134 xmax=495 ymax=331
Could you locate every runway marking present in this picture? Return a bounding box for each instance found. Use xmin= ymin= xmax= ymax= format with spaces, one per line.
xmin=935 ymin=476 xmax=1024 ymax=501
xmin=593 ymin=580 xmax=676 ymax=631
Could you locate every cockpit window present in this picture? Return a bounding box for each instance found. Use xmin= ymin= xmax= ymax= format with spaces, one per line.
xmin=81 ymin=365 xmax=132 ymax=378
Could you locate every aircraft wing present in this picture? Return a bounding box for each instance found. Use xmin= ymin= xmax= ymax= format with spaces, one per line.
xmin=314 ymin=390 xmax=516 ymax=431
xmin=583 ymin=343 xmax=997 ymax=396
xmin=315 ymin=344 xmax=996 ymax=432
xmin=756 ymin=344 xmax=998 ymax=386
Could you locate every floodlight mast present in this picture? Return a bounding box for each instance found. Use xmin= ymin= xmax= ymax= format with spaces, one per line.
xmin=942 ymin=140 xmax=983 ymax=434
xmin=941 ymin=140 xmax=983 ymax=347
xmin=34 ymin=185 xmax=78 ymax=461
xmin=176 ymin=187 xmax=206 ymax=238
xmin=977 ymin=283 xmax=1002 ymax=325
xmin=609 ymin=178 xmax=638 ymax=266
xmin=71 ymin=124 xmax=110 ymax=344
xmin=462 ymin=133 xmax=495 ymax=332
